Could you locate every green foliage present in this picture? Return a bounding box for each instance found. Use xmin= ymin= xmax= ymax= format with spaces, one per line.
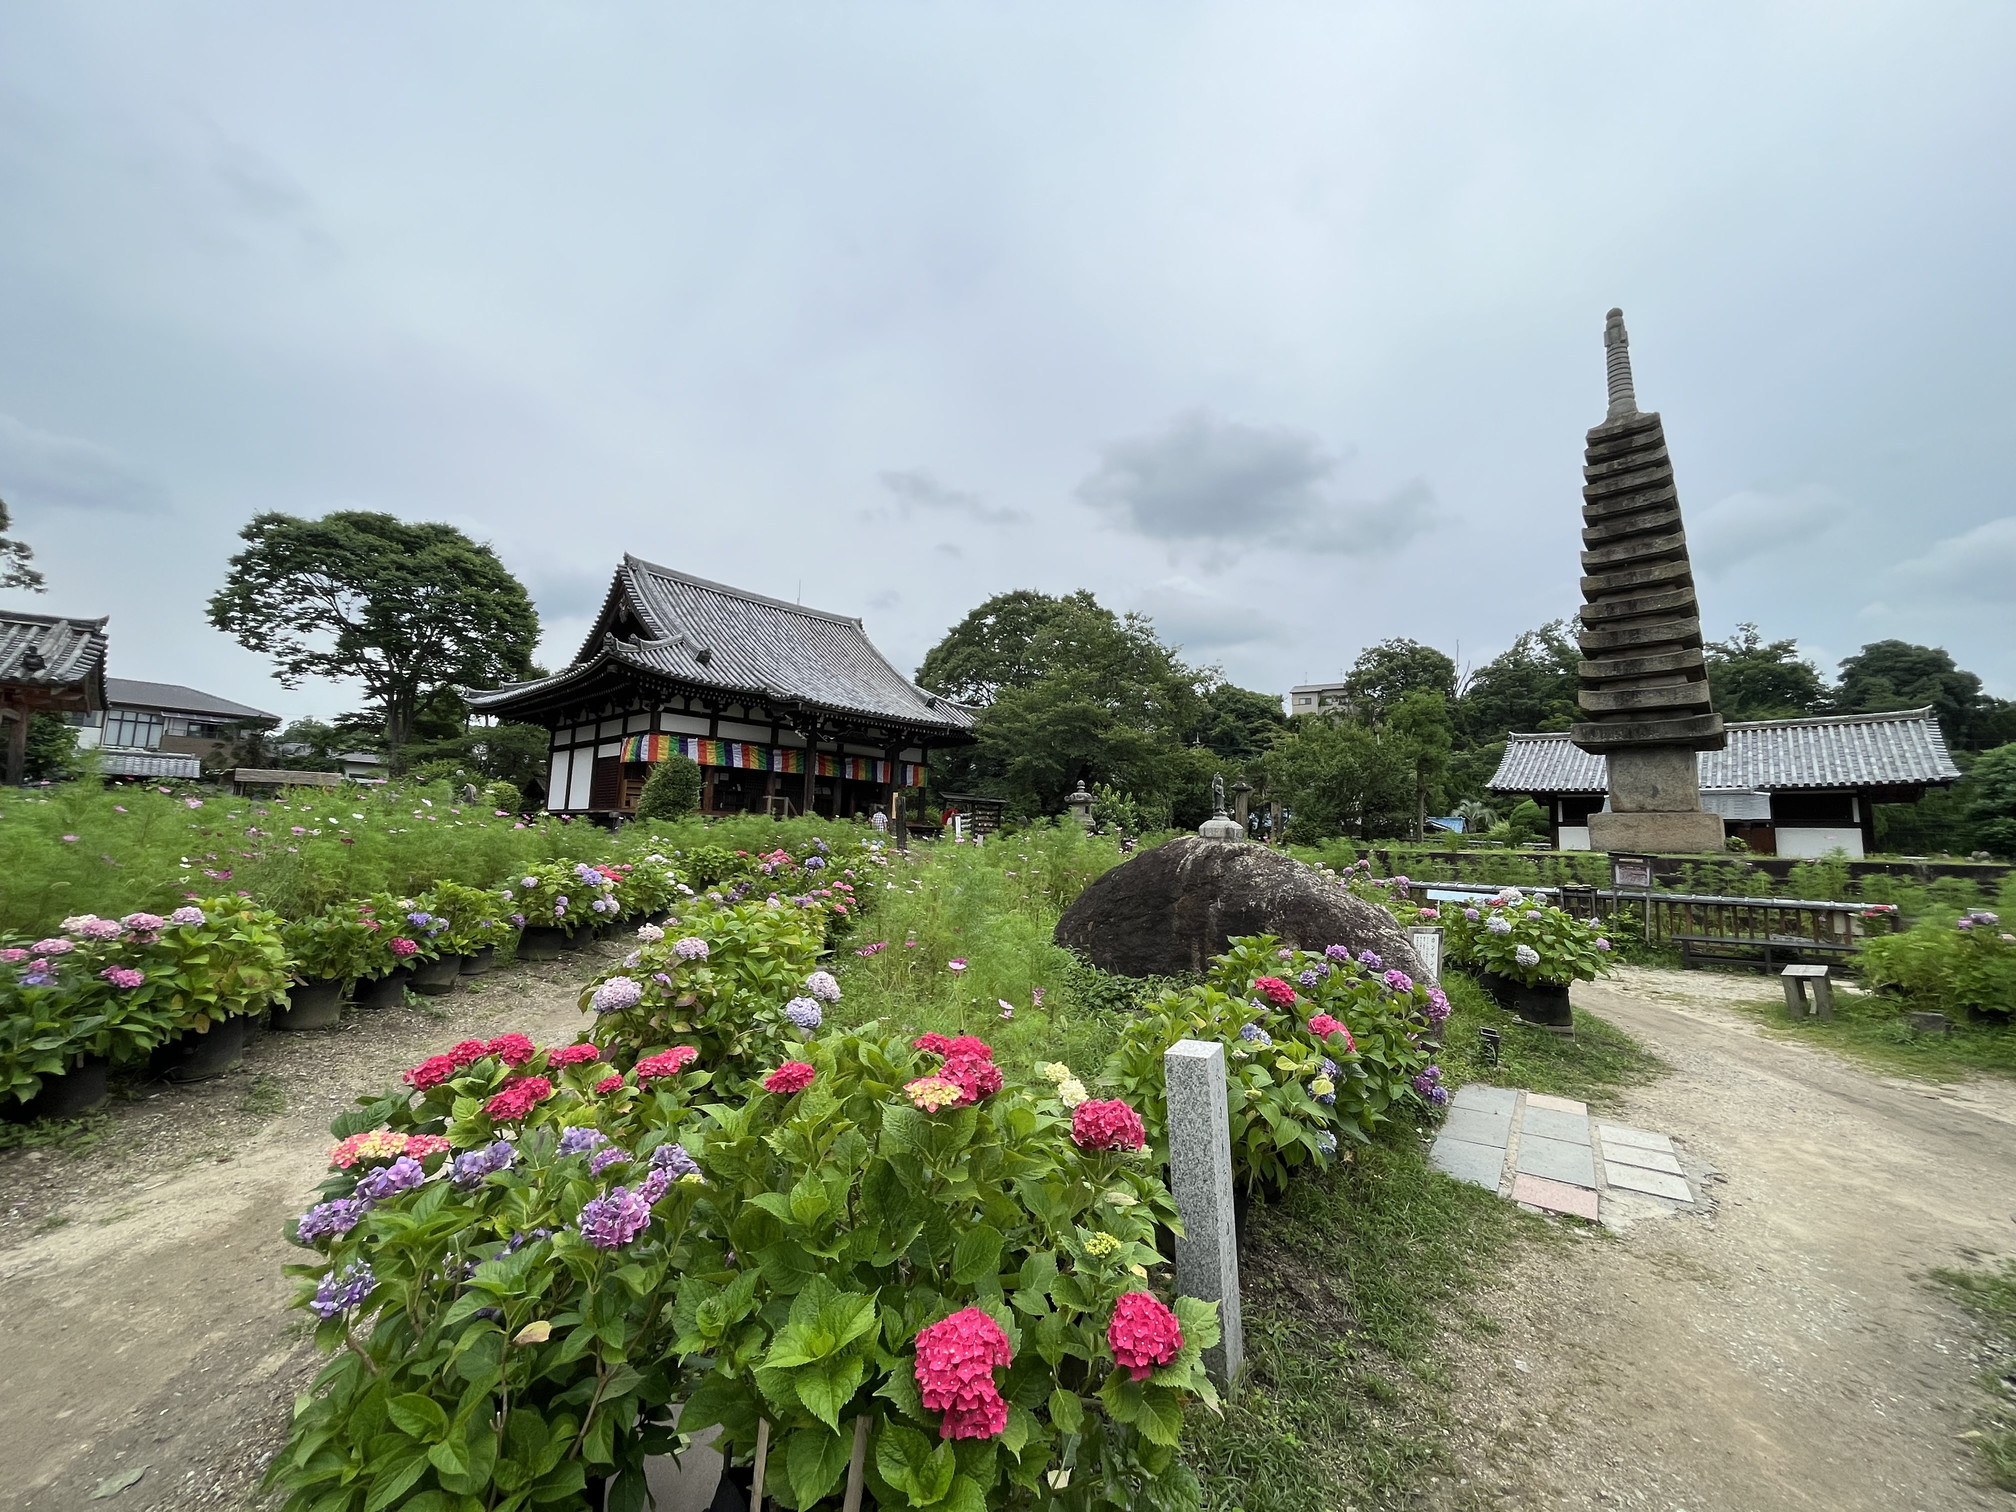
xmin=0 ymin=495 xmax=46 ymax=591
xmin=634 ymin=754 xmax=703 ymax=823
xmin=1263 ymin=717 xmax=1411 ymax=842
xmin=421 ymin=881 xmax=519 ymax=956
xmin=1833 ymin=639 xmax=2016 ymax=752
xmin=1 ymin=895 xmax=292 ymax=1101
xmin=1435 ymin=888 xmax=1619 ymax=989
xmin=1503 ymin=798 xmax=1546 ymax=845
xmin=24 ymin=714 xmax=82 ymax=782
xmin=206 ymin=510 xmax=541 ymax=754
xmin=1453 ymin=621 xmax=1579 ymax=743
xmin=1967 ymin=744 xmax=2016 ymax=859
xmin=1929 ymin=1259 xmax=2016 ymax=1490
xmin=280 ymin=907 xmax=380 ymax=984
xmin=1861 ymin=907 xmax=2016 ymax=1015
xmin=1342 ymin=637 xmax=1456 ymax=716
xmin=1704 ymin=624 xmax=1826 ymax=720
xmin=1101 ymin=936 xmax=1440 ymax=1194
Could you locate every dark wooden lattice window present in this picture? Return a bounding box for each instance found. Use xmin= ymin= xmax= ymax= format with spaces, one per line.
xmin=588 ymin=756 xmax=621 ymax=811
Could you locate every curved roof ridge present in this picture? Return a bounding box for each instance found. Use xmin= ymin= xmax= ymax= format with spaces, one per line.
xmin=622 ymin=554 xmax=863 ymax=628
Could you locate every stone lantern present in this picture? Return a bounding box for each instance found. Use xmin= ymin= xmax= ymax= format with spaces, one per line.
xmin=1065 ymin=780 xmax=1095 ymax=831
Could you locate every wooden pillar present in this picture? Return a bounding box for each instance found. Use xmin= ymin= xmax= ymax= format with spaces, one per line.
xmin=800 ymin=730 xmax=817 ymax=819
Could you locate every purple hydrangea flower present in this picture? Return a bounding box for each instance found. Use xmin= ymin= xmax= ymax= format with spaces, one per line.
xmin=1595 ymin=938 xmax=1612 ymax=952
xmin=589 ymin=1145 xmax=632 ymax=1176
xmin=1323 ymin=944 xmax=1352 ymax=963
xmin=591 ymin=976 xmax=643 ymax=1014
xmin=639 ymin=1169 xmax=671 ymax=1203
xmin=1238 ymin=1023 xmax=1272 ymax=1046
xmin=1321 ymin=1057 xmax=1340 ymax=1079
xmin=1356 ymin=950 xmax=1382 ymax=970
xmin=578 ymin=1186 xmax=653 ymax=1249
xmin=354 ymin=1156 xmax=427 ymax=1201
xmin=297 ymin=1197 xmax=372 ymax=1244
xmin=309 ymin=1262 xmax=375 ymax=1319
xmin=1464 ymin=908 xmax=1480 ymax=921
xmin=1383 ymin=969 xmax=1414 ymax=994
xmin=784 ymin=997 xmax=823 ymax=1032
xmin=558 ymin=1126 xmax=608 ymax=1157
xmin=509 ymin=913 xmax=526 ymax=928
xmin=168 ymin=906 xmax=208 ymax=926
xmin=1425 ymin=987 xmax=1451 ymax=1024
xmin=1413 ymin=1065 xmax=1442 ymax=1097
xmin=1297 ymin=969 xmax=1321 ymax=988
xmin=673 ymin=937 xmax=709 ymax=961
xmin=503 ymin=1226 xmax=551 ymax=1253
xmin=649 ymin=1142 xmax=699 ymax=1178
xmin=804 ymin=970 xmax=841 ymax=1003
xmin=452 ymin=1141 xmax=515 ymax=1187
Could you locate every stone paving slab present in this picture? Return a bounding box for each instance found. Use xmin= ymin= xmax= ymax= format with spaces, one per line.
xmin=1430 ymin=1135 xmax=1509 ymax=1190
xmin=1442 ymin=1105 xmax=1513 ymax=1147
xmin=1450 ymin=1083 xmax=1519 ymax=1116
xmin=1600 ymin=1142 xmax=1684 ymax=1176
xmin=1525 ymin=1092 xmax=1588 ymax=1115
xmin=1596 ymin=1123 xmax=1674 ymax=1153
xmin=1604 ymin=1162 xmax=1693 ymax=1202
xmin=1515 ymin=1134 xmax=1598 ymax=1187
xmin=1522 ymin=1105 xmax=1593 ymax=1145
xmin=1511 ymin=1173 xmax=1601 ymax=1220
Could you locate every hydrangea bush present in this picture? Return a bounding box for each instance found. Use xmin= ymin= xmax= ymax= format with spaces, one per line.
xmin=1101 ymin=935 xmax=1445 ymax=1194
xmin=1438 ymin=889 xmax=1617 ymax=988
xmin=419 ymin=880 xmax=522 ymax=956
xmin=1862 ymin=908 xmax=2016 ymax=1016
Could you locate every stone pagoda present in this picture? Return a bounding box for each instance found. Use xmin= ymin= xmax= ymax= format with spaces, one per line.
xmin=1570 ymin=308 xmax=1727 ymax=854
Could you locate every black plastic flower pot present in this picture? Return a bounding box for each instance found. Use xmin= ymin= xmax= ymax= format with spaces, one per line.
xmin=518 ymin=927 xmax=567 ymax=961
xmin=8 ymin=1054 xmax=111 ymax=1121
xmin=559 ymin=924 xmax=594 ymax=953
xmin=355 ymin=967 xmax=414 ymax=1009
xmin=155 ymin=1015 xmax=250 ymax=1083
xmin=408 ymin=955 xmax=464 ymax=996
xmin=272 ymin=977 xmax=345 ymax=1030
xmin=460 ymin=944 xmax=497 ymax=976
xmin=594 ymin=920 xmax=622 ymax=941
xmin=1477 ymin=970 xmax=1573 ymax=1031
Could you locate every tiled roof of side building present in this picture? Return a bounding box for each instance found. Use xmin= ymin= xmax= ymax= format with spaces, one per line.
xmin=471 ymin=557 xmax=974 ymax=734
xmin=105 ymin=678 xmax=278 ymax=722
xmin=1487 ymin=709 xmax=1962 ymax=794
xmin=0 ymin=611 xmax=109 ymax=693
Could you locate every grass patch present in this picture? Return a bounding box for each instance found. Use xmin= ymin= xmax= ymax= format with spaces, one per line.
xmin=1185 ymin=1134 xmax=1551 ymax=1508
xmin=0 ymin=1111 xmax=114 ymax=1153
xmin=1433 ymin=970 xmax=1666 ymax=1109
xmin=241 ymin=1074 xmax=287 ymax=1117
xmin=1929 ymin=1258 xmax=2016 ymax=1490
xmin=1719 ymin=984 xmax=2016 ymax=1082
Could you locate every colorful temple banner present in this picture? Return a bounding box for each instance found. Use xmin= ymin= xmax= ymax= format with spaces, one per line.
xmin=621 ymin=733 xmax=924 ymax=786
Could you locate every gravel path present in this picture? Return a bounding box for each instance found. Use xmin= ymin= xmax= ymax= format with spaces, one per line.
xmin=1424 ymin=966 xmax=2016 ymax=1512
xmin=0 ymin=946 xmax=613 ymax=1511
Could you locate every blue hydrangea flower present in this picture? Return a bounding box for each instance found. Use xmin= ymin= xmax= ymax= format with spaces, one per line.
xmin=649 ymin=1142 xmax=699 ymax=1178
xmin=784 ymin=997 xmax=823 ymax=1032
xmin=296 ymin=1198 xmax=372 ymax=1244
xmin=309 ymin=1262 xmax=375 ymax=1319
xmin=353 ymin=1156 xmax=426 ymax=1202
xmin=1238 ymin=1023 xmax=1272 ymax=1047
xmin=558 ymin=1126 xmax=608 ymax=1157
xmin=451 ymin=1140 xmax=516 ymax=1187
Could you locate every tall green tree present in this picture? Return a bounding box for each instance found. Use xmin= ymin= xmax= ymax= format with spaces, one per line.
xmin=1966 ymin=744 xmax=2016 ymax=859
xmin=0 ymin=497 xmax=45 ymax=592
xmin=1188 ymin=682 xmax=1288 ymax=762
xmin=1261 ymin=716 xmax=1413 ymax=841
xmin=207 ymin=512 xmax=540 ymax=758
xmin=1832 ymin=640 xmax=2016 ymax=751
xmin=915 ymin=589 xmax=1104 ymax=705
xmin=1453 ymin=621 xmax=1580 ymax=743
xmin=1704 ymin=624 xmax=1826 ymax=721
xmin=1388 ymin=688 xmax=1455 ymax=841
xmin=1342 ymin=637 xmax=1456 ymax=718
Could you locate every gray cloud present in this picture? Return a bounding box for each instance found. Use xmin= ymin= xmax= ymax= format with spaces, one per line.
xmin=1691 ymin=484 xmax=1841 ymax=573
xmin=1890 ymin=515 xmax=2016 ymax=605
xmin=0 ymin=413 xmax=169 ymax=514
xmin=1077 ymin=411 xmax=1436 ymax=557
xmin=1132 ymin=578 xmax=1289 ymax=653
xmin=873 ymin=469 xmax=1026 ymax=526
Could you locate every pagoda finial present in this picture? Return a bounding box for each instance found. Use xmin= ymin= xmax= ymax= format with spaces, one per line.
xmin=1603 ymin=307 xmax=1637 ymax=418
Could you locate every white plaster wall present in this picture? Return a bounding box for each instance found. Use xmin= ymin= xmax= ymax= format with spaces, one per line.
xmin=1557 ymin=826 xmax=1592 ymax=851
xmin=1775 ymin=827 xmax=1865 ymax=859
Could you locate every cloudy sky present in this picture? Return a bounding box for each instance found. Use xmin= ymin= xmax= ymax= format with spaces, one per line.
xmin=1 ymin=3 xmax=2012 ymax=725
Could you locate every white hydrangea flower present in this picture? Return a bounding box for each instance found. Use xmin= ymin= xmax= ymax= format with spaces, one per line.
xmin=1514 ymin=944 xmax=1541 ymax=967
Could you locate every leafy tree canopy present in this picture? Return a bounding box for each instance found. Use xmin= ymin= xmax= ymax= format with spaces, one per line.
xmin=1343 ymin=637 xmax=1456 ymax=716
xmin=915 ymin=589 xmax=1105 ymax=705
xmin=1454 ymin=621 xmax=1580 ymax=744
xmin=1704 ymin=624 xmax=1827 ymax=721
xmin=1964 ymin=744 xmax=2016 ymax=860
xmin=0 ymin=497 xmax=44 ymax=593
xmin=207 ymin=512 xmax=539 ymax=757
xmin=1832 ymin=640 xmax=2016 ymax=751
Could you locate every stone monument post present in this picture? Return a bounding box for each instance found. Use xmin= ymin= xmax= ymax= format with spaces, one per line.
xmin=1198 ymin=773 xmax=1244 ymax=842
xmin=1572 ymin=309 xmax=1727 ymax=854
xmin=1230 ymin=778 xmax=1253 ymax=836
xmin=1163 ymin=1039 xmax=1244 ymax=1386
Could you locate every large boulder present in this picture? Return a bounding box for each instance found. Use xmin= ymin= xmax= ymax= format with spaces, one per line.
xmin=1055 ymin=835 xmax=1427 ymax=980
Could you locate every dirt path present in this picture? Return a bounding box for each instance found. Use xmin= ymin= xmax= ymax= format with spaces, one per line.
xmin=1427 ymin=966 xmax=2016 ymax=1512
xmin=0 ymin=947 xmax=614 ymax=1511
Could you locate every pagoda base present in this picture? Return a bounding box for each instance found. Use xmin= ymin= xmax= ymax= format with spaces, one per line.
xmin=1588 ymin=809 xmax=1726 ymax=855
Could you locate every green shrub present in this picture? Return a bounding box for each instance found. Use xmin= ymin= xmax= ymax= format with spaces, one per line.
xmin=1102 ymin=935 xmax=1441 ymax=1194
xmin=1861 ymin=908 xmax=2016 ymax=1015
xmin=279 ymin=907 xmax=381 ymax=984
xmin=633 ymin=754 xmax=702 ymax=822
xmin=1435 ymin=887 xmax=1618 ymax=988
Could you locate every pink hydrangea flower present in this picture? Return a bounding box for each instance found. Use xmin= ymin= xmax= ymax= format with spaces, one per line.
xmin=762 ymin=1061 xmax=816 ymax=1095
xmin=100 ymin=967 xmax=147 ymax=989
xmin=1108 ymin=1291 xmax=1184 ymax=1380
xmin=636 ymin=1046 xmax=699 ymax=1082
xmin=1251 ymin=976 xmax=1297 ymax=1008
xmin=1070 ymin=1099 xmax=1147 ymax=1152
xmin=914 ymin=1307 xmax=1012 ymax=1440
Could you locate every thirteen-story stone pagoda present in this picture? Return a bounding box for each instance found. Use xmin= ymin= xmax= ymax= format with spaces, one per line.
xmin=1571 ymin=309 xmax=1727 ymax=854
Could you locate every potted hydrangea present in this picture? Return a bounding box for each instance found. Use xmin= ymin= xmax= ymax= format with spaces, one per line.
xmin=1443 ymin=889 xmax=1615 ymax=1029
xmin=422 ymin=881 xmax=519 ymax=976
xmin=276 ymin=908 xmax=378 ymax=1029
xmin=506 ymin=863 xmax=605 ymax=960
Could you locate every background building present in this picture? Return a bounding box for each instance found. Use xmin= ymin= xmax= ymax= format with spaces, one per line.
xmin=1487 ymin=708 xmax=1962 ymax=857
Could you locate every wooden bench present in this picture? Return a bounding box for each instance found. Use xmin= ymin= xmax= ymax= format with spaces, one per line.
xmin=1674 ymin=934 xmax=1859 ymax=973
